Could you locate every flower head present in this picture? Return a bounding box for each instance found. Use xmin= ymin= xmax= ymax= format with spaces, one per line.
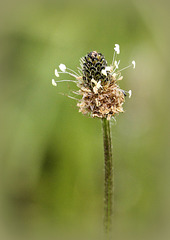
xmin=52 ymin=44 xmax=135 ymax=120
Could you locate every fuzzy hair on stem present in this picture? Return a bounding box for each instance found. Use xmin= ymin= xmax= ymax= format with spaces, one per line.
xmin=102 ymin=118 xmax=113 ymax=237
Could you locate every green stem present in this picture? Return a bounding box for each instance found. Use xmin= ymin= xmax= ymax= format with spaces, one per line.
xmin=102 ymin=118 xmax=113 ymax=237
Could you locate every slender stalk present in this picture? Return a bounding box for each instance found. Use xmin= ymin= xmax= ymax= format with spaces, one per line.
xmin=102 ymin=118 xmax=113 ymax=237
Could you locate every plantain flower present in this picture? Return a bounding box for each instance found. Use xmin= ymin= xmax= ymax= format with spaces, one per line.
xmin=52 ymin=44 xmax=135 ymax=120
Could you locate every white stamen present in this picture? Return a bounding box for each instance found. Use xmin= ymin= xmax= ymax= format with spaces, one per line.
xmin=52 ymin=79 xmax=57 ymax=86
xmin=91 ymin=79 xmax=102 ymax=89
xmin=112 ymin=73 xmax=117 ymax=78
xmin=132 ymin=60 xmax=136 ymax=69
xmin=67 ymin=95 xmax=78 ymax=100
xmin=112 ymin=116 xmax=117 ymax=123
xmin=77 ymin=70 xmax=82 ymax=75
xmin=102 ymin=66 xmax=111 ymax=76
xmin=106 ymin=66 xmax=111 ymax=72
xmin=72 ymin=91 xmax=80 ymax=95
xmin=96 ymin=80 xmax=102 ymax=89
xmin=57 ymin=70 xmax=78 ymax=78
xmin=91 ymin=79 xmax=102 ymax=94
xmin=115 ymin=60 xmax=120 ymax=69
xmin=54 ymin=80 xmax=77 ymax=83
xmin=114 ymin=44 xmax=120 ymax=54
xmin=59 ymin=92 xmax=78 ymax=101
xmin=119 ymin=64 xmax=132 ymax=72
xmin=55 ymin=69 xmax=59 ymax=77
xmin=120 ymin=60 xmax=136 ymax=72
xmin=66 ymin=67 xmax=80 ymax=77
xmin=101 ymin=69 xmax=107 ymax=76
xmin=128 ymin=90 xmax=132 ymax=98
xmin=59 ymin=64 xmax=66 ymax=72
xmin=112 ymin=51 xmax=116 ymax=65
xmin=91 ymin=79 xmax=97 ymax=85
xmin=93 ymin=86 xmax=98 ymax=94
xmin=77 ymin=67 xmax=83 ymax=72
xmin=65 ymin=72 xmax=78 ymax=78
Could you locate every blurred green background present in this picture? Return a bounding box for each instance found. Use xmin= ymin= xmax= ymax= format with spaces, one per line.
xmin=0 ymin=0 xmax=170 ymax=239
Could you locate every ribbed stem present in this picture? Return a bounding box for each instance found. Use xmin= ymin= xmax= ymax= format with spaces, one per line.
xmin=102 ymin=118 xmax=113 ymax=238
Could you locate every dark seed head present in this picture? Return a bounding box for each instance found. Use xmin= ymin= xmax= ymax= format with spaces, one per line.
xmin=82 ymin=51 xmax=108 ymax=87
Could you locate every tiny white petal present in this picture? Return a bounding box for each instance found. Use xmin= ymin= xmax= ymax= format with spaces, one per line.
xmin=59 ymin=63 xmax=66 ymax=72
xmin=101 ymin=69 xmax=107 ymax=76
xmin=91 ymin=78 xmax=97 ymax=85
xmin=105 ymin=66 xmax=111 ymax=71
xmin=115 ymin=60 xmax=119 ymax=69
xmin=91 ymin=79 xmax=102 ymax=93
xmin=112 ymin=73 xmax=117 ymax=78
xmin=55 ymin=69 xmax=59 ymax=77
xmin=52 ymin=79 xmax=57 ymax=86
xmin=93 ymin=86 xmax=98 ymax=94
xmin=96 ymin=81 xmax=102 ymax=89
xmin=114 ymin=44 xmax=120 ymax=54
xmin=128 ymin=90 xmax=132 ymax=98
xmin=132 ymin=60 xmax=136 ymax=69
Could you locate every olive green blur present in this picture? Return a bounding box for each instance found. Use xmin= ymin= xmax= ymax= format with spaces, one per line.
xmin=0 ymin=0 xmax=169 ymax=239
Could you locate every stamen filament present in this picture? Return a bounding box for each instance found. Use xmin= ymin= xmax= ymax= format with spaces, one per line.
xmin=55 ymin=80 xmax=77 ymax=83
xmin=66 ymin=67 xmax=80 ymax=77
xmin=58 ymin=92 xmax=79 ymax=100
xmin=119 ymin=64 xmax=133 ymax=72
xmin=67 ymin=95 xmax=79 ymax=100
xmin=72 ymin=91 xmax=80 ymax=95
xmin=67 ymin=72 xmax=78 ymax=78
xmin=111 ymin=51 xmax=116 ymax=66
xmin=57 ymin=71 xmax=78 ymax=78
xmin=78 ymin=70 xmax=82 ymax=75
xmin=77 ymin=67 xmax=83 ymax=73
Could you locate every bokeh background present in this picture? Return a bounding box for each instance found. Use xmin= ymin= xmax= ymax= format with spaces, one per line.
xmin=0 ymin=0 xmax=170 ymax=239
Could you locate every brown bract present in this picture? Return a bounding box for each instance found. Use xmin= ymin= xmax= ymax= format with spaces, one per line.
xmin=77 ymin=77 xmax=125 ymax=120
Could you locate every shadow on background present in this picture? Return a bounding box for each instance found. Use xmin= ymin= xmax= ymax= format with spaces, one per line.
xmin=0 ymin=0 xmax=170 ymax=239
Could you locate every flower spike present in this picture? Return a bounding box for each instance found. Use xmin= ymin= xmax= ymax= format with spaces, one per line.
xmin=52 ymin=44 xmax=135 ymax=119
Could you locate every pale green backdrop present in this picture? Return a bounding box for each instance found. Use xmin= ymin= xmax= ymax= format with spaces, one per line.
xmin=0 ymin=0 xmax=169 ymax=239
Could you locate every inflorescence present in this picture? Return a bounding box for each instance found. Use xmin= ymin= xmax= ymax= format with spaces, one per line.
xmin=52 ymin=44 xmax=135 ymax=120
